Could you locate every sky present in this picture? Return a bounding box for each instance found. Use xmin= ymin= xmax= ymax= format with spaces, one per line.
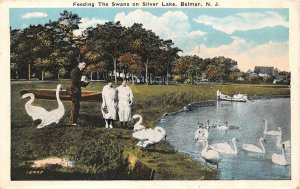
xmin=10 ymin=8 xmax=289 ymax=71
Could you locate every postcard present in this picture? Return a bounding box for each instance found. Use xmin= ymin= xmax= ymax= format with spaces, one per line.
xmin=0 ymin=0 xmax=299 ymax=188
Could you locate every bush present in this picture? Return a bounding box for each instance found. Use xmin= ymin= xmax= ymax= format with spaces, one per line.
xmin=44 ymin=71 xmax=55 ymax=80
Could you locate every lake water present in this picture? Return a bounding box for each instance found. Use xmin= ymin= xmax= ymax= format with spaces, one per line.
xmin=158 ymin=98 xmax=291 ymax=180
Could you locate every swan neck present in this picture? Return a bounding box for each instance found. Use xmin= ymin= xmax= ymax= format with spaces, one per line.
xmin=281 ymin=146 xmax=285 ymax=157
xmin=25 ymin=95 xmax=34 ymax=106
xmin=232 ymin=139 xmax=238 ymax=153
xmin=260 ymin=139 xmax=265 ymax=153
xmin=264 ymin=121 xmax=267 ymax=132
xmin=202 ymin=138 xmax=208 ymax=153
xmin=56 ymin=87 xmax=62 ymax=105
xmin=138 ymin=115 xmax=142 ymax=125
xmin=276 ymin=135 xmax=282 ymax=147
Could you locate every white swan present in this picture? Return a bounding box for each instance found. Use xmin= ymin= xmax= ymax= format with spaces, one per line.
xmin=22 ymin=93 xmax=49 ymax=121
xmin=242 ymin=138 xmax=266 ymax=154
xmin=22 ymin=84 xmax=65 ymax=129
xmin=132 ymin=114 xmax=146 ymax=132
xmin=216 ymin=124 xmax=229 ymax=130
xmin=271 ymin=144 xmax=288 ymax=166
xmin=263 ymin=119 xmax=281 ymax=136
xmin=209 ymin=137 xmax=239 ymax=155
xmin=197 ymin=137 xmax=221 ymax=168
xmin=132 ymin=126 xmax=167 ymax=150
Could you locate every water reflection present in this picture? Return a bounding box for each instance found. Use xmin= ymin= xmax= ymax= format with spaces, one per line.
xmin=158 ymin=98 xmax=291 ymax=180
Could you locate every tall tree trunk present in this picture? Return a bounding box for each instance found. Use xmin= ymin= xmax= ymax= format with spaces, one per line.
xmin=145 ymin=57 xmax=149 ymax=85
xmin=42 ymin=70 xmax=44 ymax=81
xmin=28 ymin=63 xmax=31 ymax=80
xmin=131 ymin=72 xmax=135 ymax=85
xmin=90 ymin=72 xmax=93 ymax=81
xmin=113 ymin=57 xmax=117 ymax=83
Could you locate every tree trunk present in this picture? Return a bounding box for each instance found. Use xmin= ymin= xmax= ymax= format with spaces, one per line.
xmin=42 ymin=70 xmax=44 ymax=81
xmin=145 ymin=58 xmax=149 ymax=85
xmin=90 ymin=72 xmax=93 ymax=81
xmin=113 ymin=57 xmax=117 ymax=83
xmin=28 ymin=63 xmax=31 ymax=80
xmin=131 ymin=72 xmax=135 ymax=85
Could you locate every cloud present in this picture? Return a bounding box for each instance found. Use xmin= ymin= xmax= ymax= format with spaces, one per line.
xmin=194 ymin=11 xmax=288 ymax=34
xmin=115 ymin=9 xmax=191 ymax=44
xmin=188 ymin=30 xmax=207 ymax=38
xmin=73 ymin=17 xmax=108 ymax=36
xmin=22 ymin=12 xmax=48 ymax=19
xmin=185 ymin=37 xmax=289 ymax=71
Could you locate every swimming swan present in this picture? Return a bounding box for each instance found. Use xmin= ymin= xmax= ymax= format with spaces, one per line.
xmin=197 ymin=137 xmax=221 ymax=168
xmin=242 ymin=138 xmax=266 ymax=154
xmin=132 ymin=114 xmax=146 ymax=132
xmin=214 ymin=121 xmax=240 ymax=130
xmin=271 ymin=144 xmax=288 ymax=166
xmin=209 ymin=137 xmax=239 ymax=155
xmin=263 ymin=119 xmax=281 ymax=136
xmin=22 ymin=84 xmax=65 ymax=129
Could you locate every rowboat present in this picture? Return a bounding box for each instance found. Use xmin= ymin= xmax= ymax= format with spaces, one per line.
xmin=20 ymin=89 xmax=101 ymax=102
xmin=217 ymin=90 xmax=247 ymax=102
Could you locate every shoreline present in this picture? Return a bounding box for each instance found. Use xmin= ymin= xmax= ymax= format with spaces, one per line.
xmin=161 ymin=95 xmax=290 ymax=117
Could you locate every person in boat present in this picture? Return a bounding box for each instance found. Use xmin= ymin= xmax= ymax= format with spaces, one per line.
xmin=116 ymin=79 xmax=133 ymax=127
xmin=67 ymin=61 xmax=89 ymax=126
xmin=101 ymin=80 xmax=117 ymax=129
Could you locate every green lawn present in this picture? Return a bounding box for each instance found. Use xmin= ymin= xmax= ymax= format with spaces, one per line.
xmin=11 ymin=81 xmax=290 ymax=180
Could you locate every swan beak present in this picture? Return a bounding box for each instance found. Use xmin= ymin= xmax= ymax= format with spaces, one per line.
xmin=164 ymin=135 xmax=167 ymax=140
xmin=236 ymin=139 xmax=240 ymax=142
xmin=263 ymin=139 xmax=267 ymax=143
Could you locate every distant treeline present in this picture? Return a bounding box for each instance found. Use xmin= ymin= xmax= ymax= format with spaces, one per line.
xmin=11 ymin=10 xmax=242 ymax=84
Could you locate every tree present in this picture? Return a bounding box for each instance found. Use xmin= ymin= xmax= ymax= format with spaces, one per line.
xmin=206 ymin=65 xmax=220 ymax=81
xmin=84 ymin=21 xmax=127 ymax=83
xmin=118 ymin=53 xmax=142 ymax=85
xmin=126 ymin=23 xmax=161 ymax=84
xmin=263 ymin=74 xmax=272 ymax=83
xmin=156 ymin=39 xmax=182 ymax=85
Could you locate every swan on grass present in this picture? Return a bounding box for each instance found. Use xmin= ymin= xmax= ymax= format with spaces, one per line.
xmin=132 ymin=126 xmax=167 ymax=150
xmin=132 ymin=114 xmax=146 ymax=132
xmin=242 ymin=138 xmax=266 ymax=154
xmin=271 ymin=144 xmax=288 ymax=166
xmin=209 ymin=137 xmax=239 ymax=155
xmin=22 ymin=84 xmax=65 ymax=129
xmin=263 ymin=119 xmax=281 ymax=136
xmin=197 ymin=137 xmax=221 ymax=168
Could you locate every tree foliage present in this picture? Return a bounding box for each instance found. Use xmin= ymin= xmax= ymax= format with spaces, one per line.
xmin=10 ymin=10 xmax=241 ymax=84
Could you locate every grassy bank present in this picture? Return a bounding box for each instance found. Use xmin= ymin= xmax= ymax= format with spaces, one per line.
xmin=11 ymin=81 xmax=290 ymax=180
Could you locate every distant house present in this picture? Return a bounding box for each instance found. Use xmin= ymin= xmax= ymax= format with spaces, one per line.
xmin=236 ymin=77 xmax=244 ymax=81
xmin=253 ymin=66 xmax=274 ymax=76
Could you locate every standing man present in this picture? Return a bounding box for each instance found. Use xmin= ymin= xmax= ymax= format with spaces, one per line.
xmin=67 ymin=61 xmax=88 ymax=126
xmin=116 ymin=79 xmax=133 ymax=127
xmin=101 ymin=80 xmax=117 ymax=129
